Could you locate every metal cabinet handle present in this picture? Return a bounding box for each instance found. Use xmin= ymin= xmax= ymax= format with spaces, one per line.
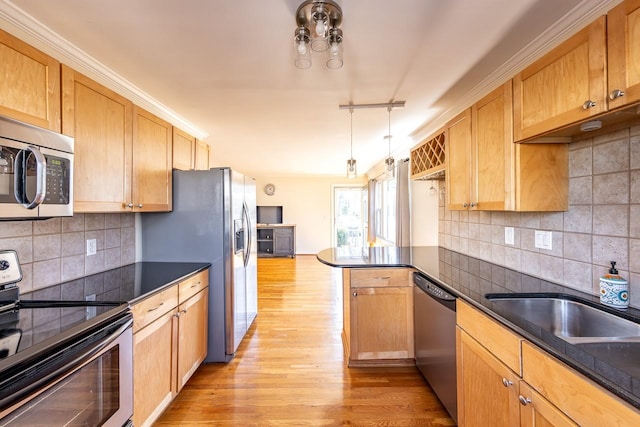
xmin=373 ymin=276 xmax=391 ymax=280
xmin=174 ymin=312 xmax=181 ymax=318
xmin=181 ymin=308 xmax=188 ymax=314
xmin=518 ymin=395 xmax=532 ymax=406
xmin=502 ymin=378 xmax=513 ymax=387
xmin=147 ymin=302 xmax=164 ymax=312
xmin=470 ymin=202 xmax=477 ymax=208
xmin=127 ymin=203 xmax=134 ymax=208
xmin=582 ymin=100 xmax=596 ymax=109
xmin=190 ymin=282 xmax=200 ymax=288
xmin=137 ymin=203 xmax=143 ymax=208
xmin=609 ymin=89 xmax=625 ymax=100
xmin=352 ymin=292 xmax=357 ymax=297
xmin=463 ymin=202 xmax=468 ymax=208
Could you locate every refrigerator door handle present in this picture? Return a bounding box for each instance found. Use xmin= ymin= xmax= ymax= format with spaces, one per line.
xmin=242 ymin=201 xmax=251 ymax=267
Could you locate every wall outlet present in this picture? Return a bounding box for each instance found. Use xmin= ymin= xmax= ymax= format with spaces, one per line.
xmin=534 ymin=230 xmax=553 ymax=250
xmin=504 ymin=227 xmax=515 ymax=245
xmin=86 ymin=238 xmax=97 ymax=256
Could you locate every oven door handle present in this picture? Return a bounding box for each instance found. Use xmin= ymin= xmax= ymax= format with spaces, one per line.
xmin=13 ymin=146 xmax=47 ymax=209
xmin=62 ymin=317 xmax=133 ymax=371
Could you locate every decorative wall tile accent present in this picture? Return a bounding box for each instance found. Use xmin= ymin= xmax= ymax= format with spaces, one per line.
xmin=437 ymin=125 xmax=640 ymax=309
xmin=0 ymin=213 xmax=136 ymax=291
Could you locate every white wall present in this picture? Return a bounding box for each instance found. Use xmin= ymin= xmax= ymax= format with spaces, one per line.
xmin=410 ymin=180 xmax=440 ymax=246
xmin=254 ymin=175 xmax=367 ymax=254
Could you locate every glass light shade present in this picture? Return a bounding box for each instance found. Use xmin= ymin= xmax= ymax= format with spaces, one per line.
xmin=326 ymin=41 xmax=343 ymax=69
xmin=311 ymin=34 xmax=329 ymax=52
xmin=346 ymin=158 xmax=357 ymax=178
xmin=294 ymin=40 xmax=312 ymax=69
xmin=385 ymin=156 xmax=395 ymax=172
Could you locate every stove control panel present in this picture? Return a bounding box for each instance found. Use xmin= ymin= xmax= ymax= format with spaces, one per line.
xmin=0 ymin=250 xmax=22 ymax=287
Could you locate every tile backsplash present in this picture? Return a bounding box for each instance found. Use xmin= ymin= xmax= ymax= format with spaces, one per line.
xmin=438 ymin=124 xmax=640 ymax=309
xmin=0 ymin=213 xmax=135 ymax=293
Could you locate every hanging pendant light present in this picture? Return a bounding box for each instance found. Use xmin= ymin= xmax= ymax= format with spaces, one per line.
xmin=385 ymin=106 xmax=395 ymax=177
xmin=346 ymin=108 xmax=357 ymax=178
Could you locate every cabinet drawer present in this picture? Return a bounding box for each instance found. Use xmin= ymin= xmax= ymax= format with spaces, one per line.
xmin=522 ymin=341 xmax=640 ymax=426
xmin=275 ymin=227 xmax=293 ymax=236
xmin=132 ymin=286 xmax=179 ymax=333
xmin=456 ymin=300 xmax=522 ymax=374
xmin=350 ymin=268 xmax=411 ymax=288
xmin=179 ymin=270 xmax=209 ymax=303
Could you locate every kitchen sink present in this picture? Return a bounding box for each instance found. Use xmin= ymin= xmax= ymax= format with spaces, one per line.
xmin=485 ymin=294 xmax=640 ymax=344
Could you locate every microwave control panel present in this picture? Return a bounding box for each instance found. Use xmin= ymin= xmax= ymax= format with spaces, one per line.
xmin=44 ymin=156 xmax=70 ymax=205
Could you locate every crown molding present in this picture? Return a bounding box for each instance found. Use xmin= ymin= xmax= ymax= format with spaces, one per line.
xmin=409 ymin=0 xmax=622 ymax=144
xmin=0 ymin=0 xmax=208 ymax=140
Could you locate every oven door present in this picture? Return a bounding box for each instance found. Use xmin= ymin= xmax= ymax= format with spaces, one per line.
xmin=0 ymin=316 xmax=133 ymax=427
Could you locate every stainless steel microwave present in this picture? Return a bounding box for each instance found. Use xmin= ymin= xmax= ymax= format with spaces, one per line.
xmin=0 ymin=115 xmax=73 ymax=220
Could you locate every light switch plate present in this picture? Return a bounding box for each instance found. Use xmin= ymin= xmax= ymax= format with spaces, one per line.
xmin=86 ymin=238 xmax=97 ymax=256
xmin=534 ymin=230 xmax=552 ymax=250
xmin=504 ymin=227 xmax=515 ymax=245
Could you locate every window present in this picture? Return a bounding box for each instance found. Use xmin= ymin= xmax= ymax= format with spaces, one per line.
xmin=373 ymin=174 xmax=397 ymax=245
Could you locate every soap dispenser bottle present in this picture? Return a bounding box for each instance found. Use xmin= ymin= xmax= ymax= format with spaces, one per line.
xmin=599 ymin=261 xmax=629 ymax=309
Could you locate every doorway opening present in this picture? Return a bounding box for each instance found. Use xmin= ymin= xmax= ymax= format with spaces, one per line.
xmin=333 ymin=185 xmax=367 ymax=250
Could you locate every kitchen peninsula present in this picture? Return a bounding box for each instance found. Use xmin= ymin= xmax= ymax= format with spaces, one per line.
xmin=317 ymin=246 xmax=640 ymax=425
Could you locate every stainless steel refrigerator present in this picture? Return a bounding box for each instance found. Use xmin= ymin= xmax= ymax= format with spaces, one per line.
xmin=140 ymin=168 xmax=257 ymax=362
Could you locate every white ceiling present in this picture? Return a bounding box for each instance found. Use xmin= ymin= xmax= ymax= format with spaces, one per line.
xmin=0 ymin=0 xmax=619 ymax=177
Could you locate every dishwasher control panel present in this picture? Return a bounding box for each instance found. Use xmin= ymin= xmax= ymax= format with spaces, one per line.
xmin=413 ymin=273 xmax=456 ymax=301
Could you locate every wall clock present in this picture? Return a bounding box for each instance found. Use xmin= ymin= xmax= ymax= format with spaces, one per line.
xmin=264 ymin=183 xmax=276 ymax=196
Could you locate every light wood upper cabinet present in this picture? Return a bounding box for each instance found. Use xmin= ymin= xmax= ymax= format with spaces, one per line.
xmin=445 ymin=108 xmax=472 ymax=211
xmin=0 ymin=29 xmax=61 ymax=132
xmin=62 ymin=65 xmax=133 ymax=212
xmin=173 ymin=127 xmax=195 ymax=170
xmin=194 ymin=139 xmax=210 ymax=170
xmin=62 ymin=66 xmax=172 ymax=213
xmin=132 ymin=106 xmax=172 ymax=212
xmin=446 ymin=82 xmax=569 ymax=212
xmin=513 ymin=17 xmax=607 ymax=141
xmin=607 ymin=0 xmax=640 ymax=110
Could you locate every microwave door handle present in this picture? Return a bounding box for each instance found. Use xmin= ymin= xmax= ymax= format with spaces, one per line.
xmin=13 ymin=146 xmax=46 ymax=209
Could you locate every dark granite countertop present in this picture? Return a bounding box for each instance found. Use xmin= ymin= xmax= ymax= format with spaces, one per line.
xmin=22 ymin=262 xmax=211 ymax=304
xmin=317 ymin=246 xmax=640 ymax=410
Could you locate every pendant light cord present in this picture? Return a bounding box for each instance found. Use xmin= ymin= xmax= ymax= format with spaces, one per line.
xmin=350 ymin=108 xmax=354 ymax=158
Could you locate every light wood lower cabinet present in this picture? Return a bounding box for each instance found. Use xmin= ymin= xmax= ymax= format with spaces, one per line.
xmin=457 ymin=300 xmax=640 ymax=426
xmin=132 ymin=270 xmax=209 ymax=427
xmin=177 ymin=287 xmax=208 ymax=391
xmin=342 ymin=267 xmax=414 ymax=366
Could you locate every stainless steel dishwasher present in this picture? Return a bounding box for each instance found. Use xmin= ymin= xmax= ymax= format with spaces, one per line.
xmin=413 ymin=272 xmax=457 ymax=423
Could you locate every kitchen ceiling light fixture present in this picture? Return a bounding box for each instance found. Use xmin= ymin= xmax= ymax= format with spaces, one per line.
xmin=385 ymin=106 xmax=395 ymax=176
xmin=346 ymin=108 xmax=357 ymax=178
xmin=294 ymin=0 xmax=343 ymax=69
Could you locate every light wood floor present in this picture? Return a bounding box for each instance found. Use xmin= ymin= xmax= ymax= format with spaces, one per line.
xmin=154 ymin=255 xmax=455 ymax=426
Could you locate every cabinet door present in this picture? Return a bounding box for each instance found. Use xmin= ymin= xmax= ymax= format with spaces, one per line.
xmin=445 ymin=109 xmax=472 ymax=211
xmin=133 ymin=309 xmax=177 ymax=427
xmin=194 ymin=139 xmax=210 ymax=170
xmin=172 ymin=127 xmax=195 ymax=170
xmin=608 ymin=0 xmax=640 ymax=110
xmin=514 ymin=17 xmax=607 ymax=141
xmin=472 ymin=81 xmax=514 ymax=211
xmin=132 ymin=106 xmax=172 ymax=212
xmin=0 ymin=29 xmax=61 ymax=131
xmin=62 ymin=65 xmax=133 ymax=212
xmin=456 ymin=328 xmax=520 ymax=427
xmin=177 ymin=288 xmax=208 ymax=392
xmin=519 ymin=382 xmax=578 ymax=427
xmin=350 ymin=286 xmax=413 ymax=360
xmin=274 ymin=227 xmax=294 ymax=255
